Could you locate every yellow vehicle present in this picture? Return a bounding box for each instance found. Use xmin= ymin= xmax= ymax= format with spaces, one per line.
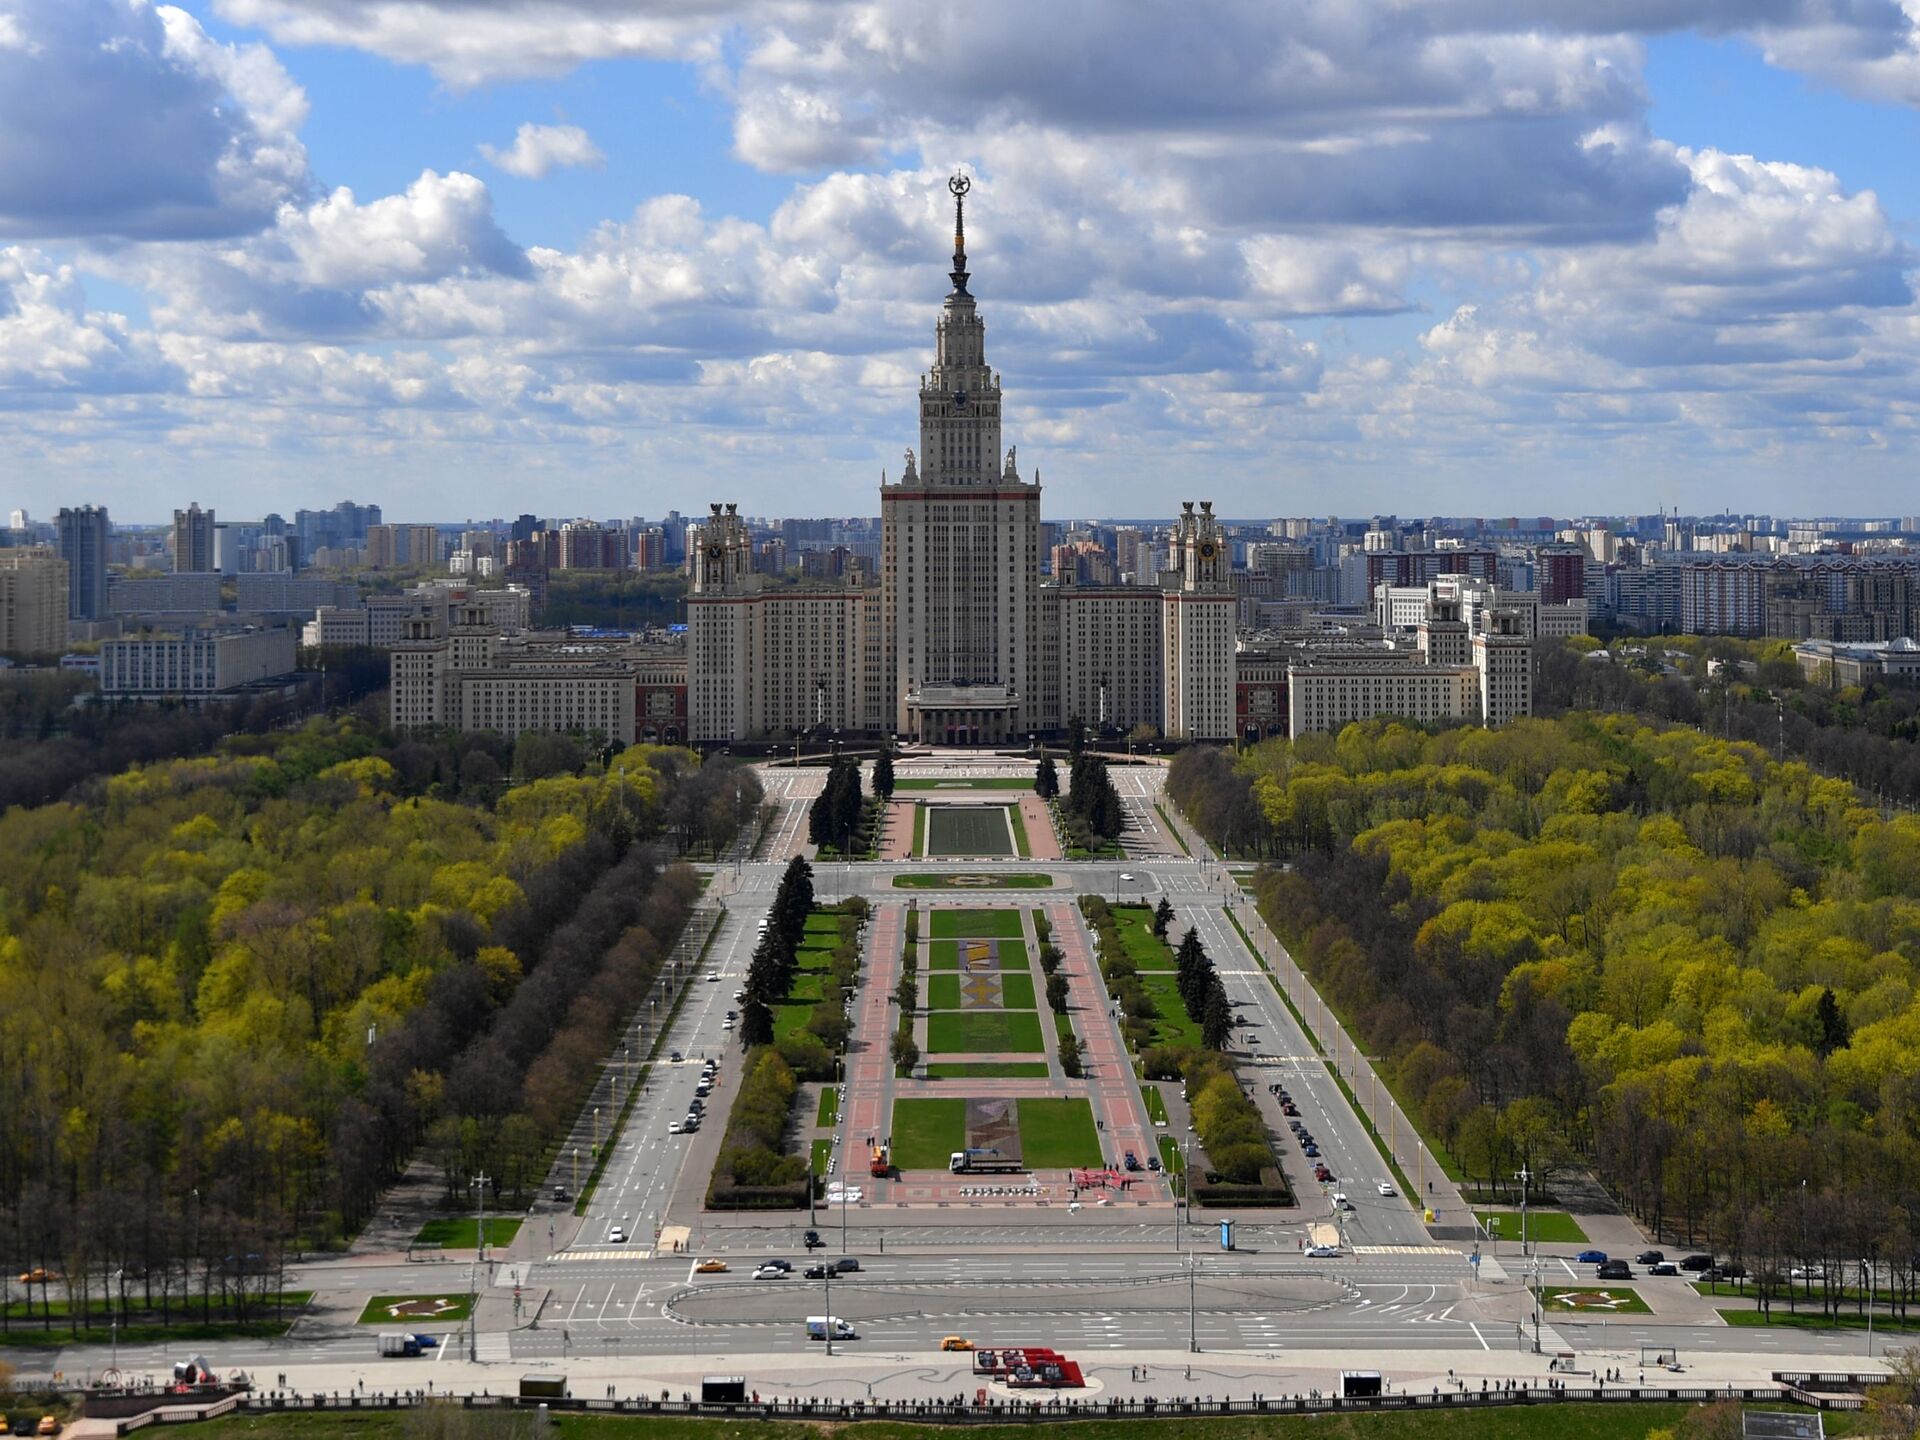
xmin=38 ymin=1418 xmax=60 ymax=1437
xmin=16 ymin=1269 xmax=58 ymax=1285
xmin=694 ymin=1258 xmax=729 ymax=1274
xmin=940 ymin=1336 xmax=973 ymax=1352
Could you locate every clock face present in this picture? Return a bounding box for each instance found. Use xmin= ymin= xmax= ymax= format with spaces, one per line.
xmin=706 ymin=544 xmax=724 ymax=561
xmin=951 ymin=390 xmax=969 ymax=409
xmin=1199 ymin=541 xmax=1219 ymax=560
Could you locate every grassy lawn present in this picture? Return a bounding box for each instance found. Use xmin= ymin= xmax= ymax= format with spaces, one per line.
xmin=926 ymin=806 xmax=1016 ymax=857
xmin=1158 ymin=1135 xmax=1185 ymax=1175
xmin=1540 ymin=1286 xmax=1651 ymax=1316
xmin=912 ymin=802 xmax=926 ymax=855
xmin=927 ymin=973 xmax=963 ymax=1010
xmin=1138 ymin=970 xmax=1202 ymax=1048
xmin=1144 ymin=1085 xmax=1169 ymax=1126
xmin=1016 ymin=1097 xmax=1103 ymax=1168
xmin=1053 ymin=1009 xmax=1073 ymax=1040
xmin=1474 ymin=1209 xmax=1589 ymax=1245
xmin=924 ymin=1062 xmax=1050 ymax=1078
xmin=890 ymin=1097 xmax=968 ymax=1170
xmin=930 ymin=940 xmax=1029 ymax=969
xmin=171 ymin=1403 xmax=1839 ymax=1440
xmin=411 ymin=1217 xmax=522 ymax=1249
xmin=893 ymin=873 xmax=1053 ymax=889
xmin=357 ymin=1293 xmax=475 ymax=1325
xmin=1010 ymin=806 xmax=1031 ymax=858
xmin=803 ymin=911 xmax=843 ymax=937
xmin=774 ymin=1003 xmax=816 ymax=1045
xmin=926 ymin=1009 xmax=1046 ymax=1054
xmin=896 ymin=777 xmax=1033 ymax=790
xmin=786 ymin=971 xmax=828 ymax=1003
xmin=1113 ymin=906 xmax=1177 ymax=969
xmin=1718 ymin=1307 xmax=1920 ymax=1334
xmin=929 ymin=908 xmax=1025 ymax=939
xmin=1000 ymin=972 xmax=1037 ymax=1009
xmin=816 ymin=1088 xmax=838 ymax=1126
xmin=810 ymin=1138 xmax=833 ymax=1176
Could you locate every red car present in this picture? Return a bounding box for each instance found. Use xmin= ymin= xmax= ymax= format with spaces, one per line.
xmin=1314 ymin=1165 xmax=1333 ymax=1182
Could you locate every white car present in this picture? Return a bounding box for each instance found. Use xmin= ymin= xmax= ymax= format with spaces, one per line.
xmin=608 ymin=1227 xmax=627 ymax=1244
xmin=1119 ymin=872 xmax=1136 ymax=882
xmin=668 ymin=1120 xmax=684 ymax=1134
xmin=753 ymin=1264 xmax=787 ymax=1279
xmin=706 ymin=971 xmax=722 ymax=982
xmin=1377 ymin=1181 xmax=1396 ymax=1196
xmin=1305 ymin=1244 xmax=1340 ymax=1258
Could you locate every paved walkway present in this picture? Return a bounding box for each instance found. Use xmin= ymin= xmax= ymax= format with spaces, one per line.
xmin=1018 ymin=795 xmax=1063 ymax=859
xmin=878 ymin=799 xmax=915 ymax=860
xmin=1048 ymin=900 xmax=1162 ymax=1193
xmin=842 ymin=905 xmax=903 ymax=1201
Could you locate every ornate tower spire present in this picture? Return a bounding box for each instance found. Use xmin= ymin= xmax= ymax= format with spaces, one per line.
xmin=948 ymin=172 xmax=971 ymax=296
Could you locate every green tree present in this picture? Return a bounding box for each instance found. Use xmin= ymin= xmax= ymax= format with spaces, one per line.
xmin=873 ymin=748 xmax=895 ymax=801
xmin=1035 ymin=754 xmax=1059 ymax=800
xmin=1058 ymin=1034 xmax=1083 ymax=1077
xmin=1201 ymin=983 xmax=1234 ymax=1052
xmin=1152 ymin=896 xmax=1175 ymax=939
xmin=739 ymin=998 xmax=774 ymax=1048
xmin=1045 ymin=971 xmax=1070 ymax=1013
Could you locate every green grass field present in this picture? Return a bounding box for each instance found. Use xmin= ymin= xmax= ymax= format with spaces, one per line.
xmin=930 ymin=939 xmax=1029 ymax=969
xmin=774 ymin=1003 xmax=816 ymax=1044
xmin=161 ymin=1402 xmax=1866 ymax=1440
xmin=1718 ymin=1306 xmax=1920 ymax=1333
xmin=924 ymin=1062 xmax=1051 ymax=1078
xmin=1010 ymin=807 xmax=1031 ymax=858
xmin=1000 ymin=972 xmax=1037 ymax=1008
xmin=816 ymin=1088 xmax=838 ymax=1126
xmin=1474 ymin=1209 xmax=1590 ymax=1244
xmin=925 ymin=806 xmax=1016 ymax=857
xmin=912 ymin=803 xmax=926 ymax=855
xmin=411 ymin=1217 xmax=522 ymax=1249
xmin=1540 ymin=1286 xmax=1651 ymax=1315
xmin=1138 ymin=971 xmax=1202 ymax=1048
xmin=357 ymin=1293 xmax=475 ymax=1325
xmin=928 ymin=973 xmax=963 ymax=1009
xmin=1144 ymin=1085 xmax=1169 ymax=1126
xmin=929 ymin=908 xmax=1026 ymax=939
xmin=926 ymin=1009 xmax=1046 ymax=1053
xmin=892 ymin=873 xmax=1053 ymax=889
xmin=810 ymin=1138 xmax=832 ymax=1176
xmin=1016 ymin=1098 xmax=1103 ymax=1168
xmin=1113 ymin=905 xmax=1177 ymax=969
xmin=890 ymin=1097 xmax=968 ymax=1169
xmin=896 ymin=777 xmax=1033 ymax=790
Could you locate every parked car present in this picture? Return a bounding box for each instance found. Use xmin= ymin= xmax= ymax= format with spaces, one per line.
xmin=1302 ymin=1145 xmax=1320 ymax=1158
xmin=552 ymin=1185 xmax=572 ymax=1203
xmin=1635 ymin=1250 xmax=1664 ymax=1265
xmin=682 ymin=1117 xmax=701 ymax=1133
xmin=1680 ymin=1254 xmax=1715 ymax=1272
xmin=804 ymin=1230 xmax=824 ymax=1249
xmin=1147 ymin=1156 xmax=1162 ymax=1172
xmin=668 ymin=1120 xmax=684 ymax=1134
xmin=1123 ymin=1151 xmax=1141 ymax=1171
xmin=1314 ymin=1165 xmax=1333 ymax=1182
xmin=1575 ymin=1250 xmax=1609 ymax=1265
xmin=14 ymin=1270 xmax=57 ymax=1285
xmin=35 ymin=1420 xmax=57 ymax=1438
xmin=1597 ymin=1260 xmax=1632 ymax=1280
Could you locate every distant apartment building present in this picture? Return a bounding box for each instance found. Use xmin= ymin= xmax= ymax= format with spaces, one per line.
xmin=100 ymin=628 xmax=297 ymax=696
xmin=0 ymin=548 xmax=70 ymax=654
xmin=236 ymin=573 xmax=359 ymax=616
xmin=407 ymin=526 xmax=443 ymax=569
xmin=172 ymin=503 xmax=215 ymax=573
xmin=109 ymin=573 xmax=223 ymax=617
xmin=364 ymin=525 xmax=401 ymax=569
xmin=304 ymin=582 xmax=532 ymax=649
xmin=56 ymin=504 xmax=111 ymax=621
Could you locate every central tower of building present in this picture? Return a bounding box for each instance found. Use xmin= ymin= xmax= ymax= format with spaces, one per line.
xmin=881 ymin=175 xmax=1042 ymax=745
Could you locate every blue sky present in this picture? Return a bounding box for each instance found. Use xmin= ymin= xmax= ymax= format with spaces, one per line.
xmin=3 ymin=1 xmax=1920 ymax=523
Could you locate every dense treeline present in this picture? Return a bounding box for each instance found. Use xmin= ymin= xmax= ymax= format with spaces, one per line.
xmin=1176 ymin=713 xmax=1920 ymax=1297
xmin=808 ymin=758 xmax=865 ymax=854
xmin=0 ymin=719 xmax=756 ymax=1333
xmin=1059 ymin=753 xmax=1124 ymax=850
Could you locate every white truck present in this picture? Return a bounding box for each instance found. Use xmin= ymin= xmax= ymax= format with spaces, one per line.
xmin=805 ymin=1315 xmax=858 ymax=1342
xmin=949 ymin=1147 xmax=1024 ymax=1175
xmin=377 ymin=1332 xmax=425 ymax=1357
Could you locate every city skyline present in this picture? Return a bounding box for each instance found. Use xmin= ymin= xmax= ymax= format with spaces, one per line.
xmin=4 ymin=3 xmax=1920 ymax=518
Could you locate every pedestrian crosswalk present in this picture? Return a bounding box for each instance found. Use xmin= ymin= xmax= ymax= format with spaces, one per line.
xmin=565 ymin=1247 xmax=653 ymax=1261
xmin=475 ymin=1333 xmax=511 ymax=1361
xmin=1353 ymin=1245 xmax=1461 ymax=1255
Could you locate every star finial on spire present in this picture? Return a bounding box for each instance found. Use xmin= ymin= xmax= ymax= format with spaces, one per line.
xmin=948 ymin=172 xmax=971 ymax=296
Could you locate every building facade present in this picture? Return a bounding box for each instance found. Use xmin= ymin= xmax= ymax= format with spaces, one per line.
xmin=57 ymin=505 xmax=111 ymax=621
xmin=172 ymin=504 xmax=215 ymax=573
xmin=0 ymin=548 xmax=69 ymax=654
xmin=688 ymin=178 xmax=1236 ymax=745
xmin=100 ymin=628 xmax=296 ymax=696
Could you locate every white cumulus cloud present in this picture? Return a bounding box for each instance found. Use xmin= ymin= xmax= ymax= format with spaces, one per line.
xmin=480 ymin=122 xmax=606 ymax=179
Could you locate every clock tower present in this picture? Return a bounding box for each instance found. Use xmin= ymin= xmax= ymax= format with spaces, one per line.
xmin=882 ymin=175 xmax=1042 ymax=744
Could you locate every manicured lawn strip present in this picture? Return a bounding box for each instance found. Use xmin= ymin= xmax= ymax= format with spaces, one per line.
xmin=1540 ymin=1286 xmax=1650 ymax=1315
xmin=892 ymin=873 xmax=1053 ymax=889
xmin=926 ymin=806 xmax=1016 ymax=857
xmin=786 ymin=971 xmax=827 ymax=1003
xmin=1009 ymin=805 xmax=1031 ymax=858
xmin=929 ymin=908 xmax=1025 ymax=939
xmin=999 ymin=972 xmax=1037 ymax=1009
xmin=357 ymin=1293 xmax=475 ymax=1325
xmin=926 ymin=1010 xmax=1046 ymax=1054
xmin=412 ymin=1217 xmax=522 ymax=1248
xmin=1053 ymin=1010 xmax=1073 ymax=1040
xmin=1144 ymin=1085 xmax=1169 ymax=1126
xmin=1016 ymin=1098 xmax=1103 ymax=1168
xmin=1113 ymin=906 xmax=1177 ymax=969
xmin=1158 ymin=1135 xmax=1185 ymax=1175
xmin=810 ymin=1138 xmax=833 ymax=1177
xmin=1717 ymin=1307 xmax=1920 ymax=1333
xmin=890 ymin=1097 xmax=968 ymax=1170
xmin=803 ymin=912 xmax=842 ymax=937
xmin=1473 ymin=1209 xmax=1589 ymax=1245
xmin=816 ymin=1088 xmax=838 ymax=1126
xmin=774 ymin=1004 xmax=815 ymax=1045
xmin=896 ymin=777 xmax=1033 ymax=790
xmin=0 ymin=1303 xmax=311 ymax=1349
xmin=927 ymin=973 xmax=963 ymax=1010
xmin=912 ymin=803 xmax=926 ymax=856
xmin=151 ymin=1404 xmax=1861 ymax=1440
xmin=1138 ymin=971 xmax=1202 ymax=1049
xmin=924 ymin=1062 xmax=1050 ymax=1078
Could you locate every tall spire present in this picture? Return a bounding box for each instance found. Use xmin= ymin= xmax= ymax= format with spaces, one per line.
xmin=948 ymin=172 xmax=971 ymax=296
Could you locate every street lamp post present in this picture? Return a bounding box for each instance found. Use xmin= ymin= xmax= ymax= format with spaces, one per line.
xmin=1187 ymin=1254 xmax=1199 ymax=1353
xmin=1865 ymin=1257 xmax=1876 ymax=1358
xmin=823 ymin=1263 xmax=834 ymax=1357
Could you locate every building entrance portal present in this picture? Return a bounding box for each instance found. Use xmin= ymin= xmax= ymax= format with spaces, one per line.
xmin=907 ymin=686 xmax=1019 ymax=747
